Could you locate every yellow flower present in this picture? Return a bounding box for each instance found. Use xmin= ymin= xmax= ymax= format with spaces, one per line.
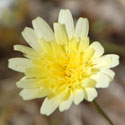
xmin=8 ymin=9 xmax=119 ymax=116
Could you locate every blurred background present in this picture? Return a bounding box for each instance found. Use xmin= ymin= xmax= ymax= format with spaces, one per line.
xmin=0 ymin=0 xmax=125 ymax=125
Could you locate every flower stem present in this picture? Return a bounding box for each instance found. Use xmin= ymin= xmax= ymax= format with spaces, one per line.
xmin=92 ymin=100 xmax=114 ymax=125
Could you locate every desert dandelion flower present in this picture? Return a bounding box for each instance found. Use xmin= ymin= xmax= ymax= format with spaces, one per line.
xmin=8 ymin=9 xmax=119 ymax=116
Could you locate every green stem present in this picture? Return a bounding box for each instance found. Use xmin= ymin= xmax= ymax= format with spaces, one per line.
xmin=92 ymin=100 xmax=114 ymax=125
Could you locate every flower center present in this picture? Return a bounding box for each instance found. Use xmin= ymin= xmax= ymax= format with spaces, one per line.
xmin=38 ymin=39 xmax=96 ymax=92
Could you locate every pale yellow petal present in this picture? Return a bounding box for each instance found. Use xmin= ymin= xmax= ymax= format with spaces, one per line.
xmin=58 ymin=9 xmax=74 ymax=39
xmin=54 ymin=23 xmax=68 ymax=44
xmin=90 ymin=42 xmax=104 ymax=57
xmin=16 ymin=77 xmax=42 ymax=89
xmin=82 ymin=79 xmax=90 ymax=87
xmin=32 ymin=17 xmax=54 ymax=41
xmin=14 ymin=45 xmax=38 ymax=59
xmin=83 ymin=46 xmax=95 ymax=61
xmin=75 ymin=17 xmax=89 ymax=39
xmin=82 ymin=79 xmax=96 ymax=88
xmin=22 ymin=27 xmax=41 ymax=51
xmin=78 ymin=37 xmax=90 ymax=52
xmin=85 ymin=88 xmax=97 ymax=102
xmin=8 ymin=58 xmax=30 ymax=73
xmin=93 ymin=54 xmax=119 ymax=69
xmin=59 ymin=94 xmax=73 ymax=112
xmin=24 ymin=66 xmax=46 ymax=78
xmin=74 ymin=89 xmax=84 ymax=105
xmin=101 ymin=69 xmax=115 ymax=79
xmin=19 ymin=88 xmax=49 ymax=100
xmin=91 ymin=72 xmax=111 ymax=88
xmin=40 ymin=95 xmax=62 ymax=116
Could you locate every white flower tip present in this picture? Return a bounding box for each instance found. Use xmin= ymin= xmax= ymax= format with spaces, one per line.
xmin=34 ymin=16 xmax=41 ymax=20
xmin=32 ymin=16 xmax=42 ymax=24
xmin=32 ymin=16 xmax=54 ymax=41
xmin=58 ymin=8 xmax=74 ymax=39
xmin=109 ymin=54 xmax=120 ymax=67
xmin=90 ymin=41 xmax=104 ymax=57
xmin=8 ymin=59 xmax=12 ymax=69
xmin=87 ymin=92 xmax=98 ymax=102
xmin=75 ymin=17 xmax=89 ymax=39
xmin=13 ymin=45 xmax=17 ymax=50
xmin=85 ymin=88 xmax=98 ymax=102
xmin=96 ymin=83 xmax=109 ymax=88
xmin=19 ymin=90 xmax=33 ymax=101
xmin=40 ymin=109 xmax=46 ymax=115
xmin=19 ymin=91 xmax=27 ymax=100
xmin=22 ymin=27 xmax=27 ymax=32
xmin=13 ymin=45 xmax=20 ymax=51
xmin=59 ymin=107 xmax=63 ymax=112
xmin=40 ymin=107 xmax=51 ymax=116
xmin=114 ymin=54 xmax=120 ymax=64
xmin=21 ymin=27 xmax=29 ymax=37
xmin=16 ymin=81 xmax=21 ymax=88
xmin=79 ymin=17 xmax=89 ymax=23
xmin=60 ymin=9 xmax=71 ymax=12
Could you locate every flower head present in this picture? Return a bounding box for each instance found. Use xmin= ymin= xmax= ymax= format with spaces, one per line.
xmin=8 ymin=9 xmax=119 ymax=116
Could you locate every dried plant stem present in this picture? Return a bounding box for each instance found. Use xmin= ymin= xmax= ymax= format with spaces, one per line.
xmin=92 ymin=100 xmax=114 ymax=125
